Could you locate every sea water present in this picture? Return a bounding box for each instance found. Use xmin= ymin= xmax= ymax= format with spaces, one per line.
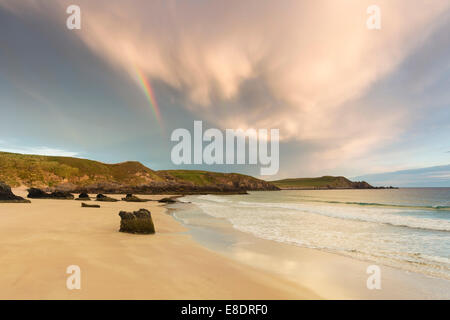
xmin=177 ymin=189 xmax=450 ymax=280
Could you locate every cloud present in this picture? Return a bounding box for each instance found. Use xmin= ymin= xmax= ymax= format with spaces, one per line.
xmin=354 ymin=164 xmax=450 ymax=187
xmin=69 ymin=0 xmax=449 ymax=138
xmin=0 ymin=145 xmax=79 ymax=157
xmin=1 ymin=0 xmax=449 ymax=174
xmin=427 ymin=173 xmax=450 ymax=179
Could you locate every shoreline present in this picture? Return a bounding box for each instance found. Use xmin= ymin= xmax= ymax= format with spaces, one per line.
xmin=169 ymin=197 xmax=450 ymax=300
xmin=0 ymin=189 xmax=319 ymax=299
xmin=2 ymin=188 xmax=448 ymax=299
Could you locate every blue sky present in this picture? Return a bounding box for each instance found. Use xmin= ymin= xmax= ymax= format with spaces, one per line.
xmin=0 ymin=0 xmax=449 ymax=186
xmin=354 ymin=165 xmax=450 ymax=187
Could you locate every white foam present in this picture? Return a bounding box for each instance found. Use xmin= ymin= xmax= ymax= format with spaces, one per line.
xmin=201 ymin=197 xmax=450 ymax=232
xmin=185 ymin=194 xmax=450 ymax=279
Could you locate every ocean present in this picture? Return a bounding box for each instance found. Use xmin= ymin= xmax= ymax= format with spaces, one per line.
xmin=176 ymin=188 xmax=450 ymax=280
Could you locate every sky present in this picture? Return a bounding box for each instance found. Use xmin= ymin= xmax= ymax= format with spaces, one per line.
xmin=0 ymin=0 xmax=449 ymax=186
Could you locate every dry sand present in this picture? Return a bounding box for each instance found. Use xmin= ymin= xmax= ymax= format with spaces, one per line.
xmin=0 ymin=189 xmax=319 ymax=299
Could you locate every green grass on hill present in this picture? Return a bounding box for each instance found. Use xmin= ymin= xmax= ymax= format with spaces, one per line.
xmin=0 ymin=151 xmax=163 ymax=187
xmin=0 ymin=151 xmax=271 ymax=190
xmin=271 ymin=176 xmax=355 ymax=189
xmin=158 ymin=170 xmax=216 ymax=185
xmin=157 ymin=170 xmax=251 ymax=186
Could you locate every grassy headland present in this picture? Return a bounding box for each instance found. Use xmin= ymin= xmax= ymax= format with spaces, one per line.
xmin=271 ymin=176 xmax=375 ymax=190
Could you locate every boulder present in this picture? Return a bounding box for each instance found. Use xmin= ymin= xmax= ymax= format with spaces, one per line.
xmin=119 ymin=209 xmax=155 ymax=234
xmin=96 ymin=194 xmax=119 ymax=202
xmin=27 ymin=188 xmax=50 ymax=198
xmin=76 ymin=192 xmax=91 ymax=201
xmin=49 ymin=191 xmax=74 ymax=199
xmin=27 ymin=188 xmax=74 ymax=199
xmin=122 ymin=194 xmax=150 ymax=202
xmin=0 ymin=182 xmax=31 ymax=203
xmin=81 ymin=202 xmax=100 ymax=208
xmin=158 ymin=197 xmax=177 ymax=204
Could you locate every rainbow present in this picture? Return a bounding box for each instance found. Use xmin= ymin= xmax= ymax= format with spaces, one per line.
xmin=134 ymin=66 xmax=162 ymax=125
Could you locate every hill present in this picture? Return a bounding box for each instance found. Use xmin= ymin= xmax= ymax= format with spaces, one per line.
xmin=0 ymin=151 xmax=277 ymax=194
xmin=271 ymin=176 xmax=374 ymax=190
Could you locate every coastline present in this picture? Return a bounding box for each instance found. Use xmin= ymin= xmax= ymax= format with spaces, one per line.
xmin=0 ymin=189 xmax=319 ymax=299
xmin=2 ymin=188 xmax=448 ymax=299
xmin=169 ymin=197 xmax=450 ymax=300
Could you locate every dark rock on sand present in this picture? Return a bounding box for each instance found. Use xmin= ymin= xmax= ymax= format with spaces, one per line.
xmin=27 ymin=188 xmax=74 ymax=199
xmin=81 ymin=202 xmax=100 ymax=208
xmin=119 ymin=209 xmax=155 ymax=234
xmin=0 ymin=182 xmax=31 ymax=203
xmin=50 ymin=191 xmax=74 ymax=199
xmin=96 ymin=194 xmax=119 ymax=202
xmin=122 ymin=194 xmax=150 ymax=202
xmin=76 ymin=192 xmax=91 ymax=201
xmin=158 ymin=197 xmax=177 ymax=204
xmin=27 ymin=188 xmax=50 ymax=198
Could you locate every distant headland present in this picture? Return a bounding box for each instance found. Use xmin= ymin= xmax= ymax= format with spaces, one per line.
xmin=271 ymin=176 xmax=397 ymax=190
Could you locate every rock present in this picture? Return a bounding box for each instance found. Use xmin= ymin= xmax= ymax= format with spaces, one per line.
xmin=40 ymin=175 xmax=278 ymax=195
xmin=81 ymin=202 xmax=100 ymax=208
xmin=27 ymin=188 xmax=74 ymax=199
xmin=121 ymin=194 xmax=150 ymax=202
xmin=27 ymin=188 xmax=50 ymax=198
xmin=96 ymin=194 xmax=119 ymax=202
xmin=351 ymin=181 xmax=374 ymax=189
xmin=49 ymin=191 xmax=74 ymax=199
xmin=76 ymin=192 xmax=91 ymax=201
xmin=0 ymin=182 xmax=31 ymax=203
xmin=158 ymin=197 xmax=177 ymax=203
xmin=119 ymin=209 xmax=155 ymax=234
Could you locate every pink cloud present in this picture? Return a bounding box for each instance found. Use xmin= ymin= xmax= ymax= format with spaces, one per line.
xmin=2 ymin=0 xmax=449 ymax=175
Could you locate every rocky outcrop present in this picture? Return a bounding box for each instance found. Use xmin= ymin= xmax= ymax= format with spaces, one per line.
xmin=351 ymin=181 xmax=374 ymax=189
xmin=158 ymin=197 xmax=177 ymax=204
xmin=76 ymin=193 xmax=91 ymax=201
xmin=81 ymin=202 xmax=100 ymax=208
xmin=119 ymin=209 xmax=155 ymax=234
xmin=61 ymin=180 xmax=262 ymax=195
xmin=0 ymin=182 xmax=31 ymax=203
xmin=96 ymin=194 xmax=119 ymax=202
xmin=122 ymin=194 xmax=150 ymax=202
xmin=27 ymin=188 xmax=50 ymax=198
xmin=27 ymin=188 xmax=74 ymax=199
xmin=60 ymin=183 xmax=251 ymax=195
xmin=50 ymin=191 xmax=75 ymax=199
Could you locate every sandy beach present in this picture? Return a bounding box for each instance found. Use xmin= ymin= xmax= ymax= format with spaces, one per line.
xmin=2 ymin=188 xmax=448 ymax=300
xmin=0 ymin=189 xmax=319 ymax=300
xmin=2 ymin=0 xmax=449 ymax=304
